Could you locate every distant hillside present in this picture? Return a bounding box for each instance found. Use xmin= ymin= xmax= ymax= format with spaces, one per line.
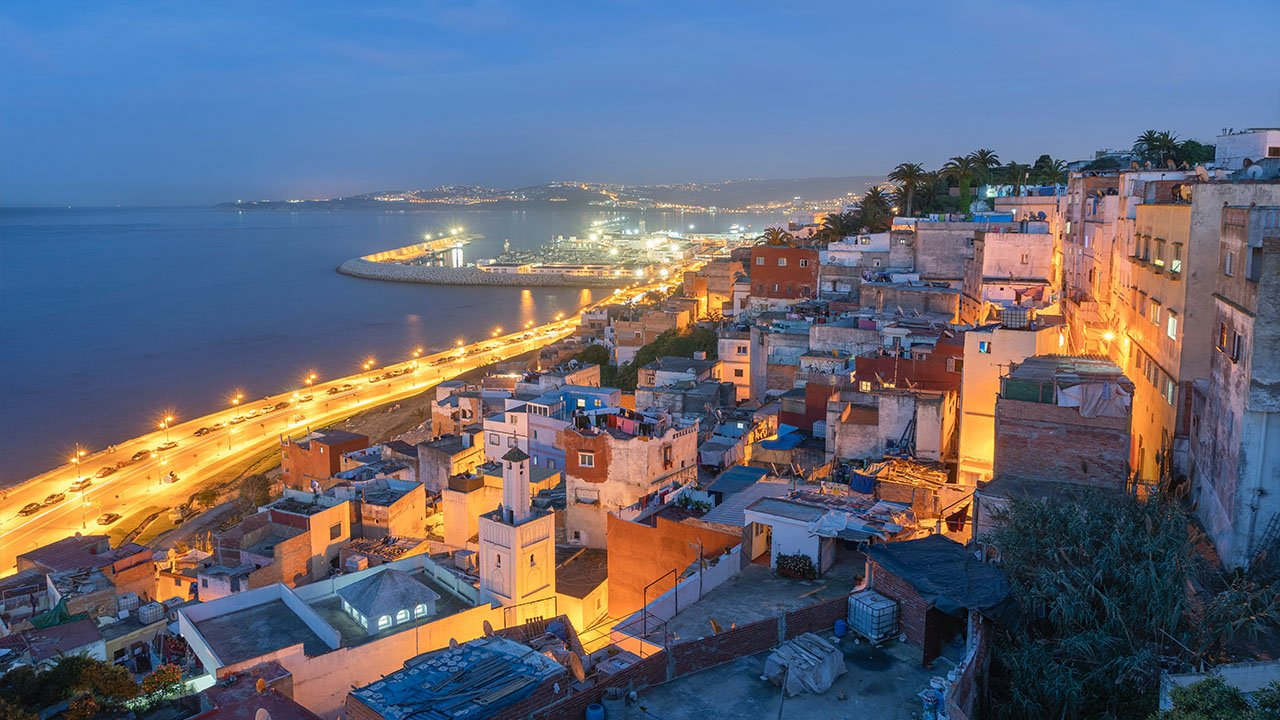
xmin=217 ymin=176 xmax=883 ymax=212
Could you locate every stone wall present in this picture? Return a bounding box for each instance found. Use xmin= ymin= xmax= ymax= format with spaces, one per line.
xmin=337 ymin=258 xmax=631 ymax=288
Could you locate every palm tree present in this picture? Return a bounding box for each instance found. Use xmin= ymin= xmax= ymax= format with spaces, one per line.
xmin=941 ymin=155 xmax=981 ymax=206
xmin=858 ymin=187 xmax=893 ymax=232
xmin=1133 ymin=130 xmax=1180 ymax=166
xmin=1031 ymin=156 xmax=1067 ymax=186
xmin=1004 ymin=162 xmax=1032 ymax=195
xmin=968 ymin=148 xmax=1001 ymax=184
xmin=887 ymin=162 xmax=926 ymax=216
xmin=818 ymin=210 xmax=861 ymax=244
xmin=757 ymin=227 xmax=793 ymax=246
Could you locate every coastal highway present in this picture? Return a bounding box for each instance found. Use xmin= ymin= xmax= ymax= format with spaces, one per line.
xmin=0 ymin=280 xmax=673 ymax=574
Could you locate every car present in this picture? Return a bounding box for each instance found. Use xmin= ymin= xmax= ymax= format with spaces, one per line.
xmin=131 ymin=450 xmax=151 ymax=462
xmin=95 ymin=466 xmax=117 ymax=478
xmin=156 ymin=441 xmax=178 ymax=451
xmin=193 ymin=427 xmax=211 ymax=436
xmin=18 ymin=503 xmax=41 ymax=517
xmin=341 ymin=383 xmax=353 ymax=391
xmin=326 ymin=387 xmax=342 ymax=395
xmin=70 ymin=477 xmax=92 ymax=492
xmin=43 ymin=493 xmax=65 ymax=505
xmin=162 ymin=471 xmax=179 ymax=484
xmin=369 ymin=376 xmax=381 ymax=383
xmin=298 ymin=395 xmax=313 ymax=403
xmin=96 ymin=512 xmax=122 ymax=525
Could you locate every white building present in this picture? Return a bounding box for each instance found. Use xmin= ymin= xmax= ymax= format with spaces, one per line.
xmin=477 ymin=448 xmax=556 ymax=625
xmin=1214 ymin=128 xmax=1280 ymax=170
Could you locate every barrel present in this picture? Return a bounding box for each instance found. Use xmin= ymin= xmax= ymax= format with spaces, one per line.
xmin=833 ymin=618 xmax=848 ymax=638
xmin=585 ymin=703 xmax=606 ymax=720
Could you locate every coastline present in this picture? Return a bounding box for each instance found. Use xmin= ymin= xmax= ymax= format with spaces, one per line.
xmin=336 ymin=257 xmax=636 ymax=287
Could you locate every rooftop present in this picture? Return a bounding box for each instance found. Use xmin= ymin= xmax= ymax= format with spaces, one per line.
xmin=294 ymin=428 xmax=367 ymax=449
xmin=192 ymin=600 xmax=331 ymax=666
xmin=705 ymin=466 xmax=773 ymax=497
xmin=642 ymin=356 xmax=719 ymax=374
xmin=17 ymin=535 xmax=148 ymax=573
xmin=349 ymin=636 xmax=565 ymax=720
xmin=0 ymin=618 xmax=103 ymax=663
xmin=336 ymin=568 xmax=441 ymax=622
xmin=554 ymin=547 xmax=609 ymax=600
xmin=311 ymin=571 xmax=471 ymax=648
xmin=636 ymin=638 xmax=945 ymax=720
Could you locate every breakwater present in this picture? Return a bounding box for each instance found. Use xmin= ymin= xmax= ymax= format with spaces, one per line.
xmin=336 ymin=258 xmax=633 ymax=287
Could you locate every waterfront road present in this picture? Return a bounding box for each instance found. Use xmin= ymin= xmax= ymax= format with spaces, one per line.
xmin=0 ymin=279 xmax=674 ymax=574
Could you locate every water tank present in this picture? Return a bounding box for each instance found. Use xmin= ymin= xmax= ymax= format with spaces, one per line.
xmin=137 ymin=602 xmax=165 ymax=625
xmin=834 ymin=618 xmax=848 ymax=638
xmin=585 ymin=703 xmax=606 ymax=720
xmin=848 ymin=589 xmax=899 ymax=644
xmin=118 ymin=592 xmax=140 ymax=612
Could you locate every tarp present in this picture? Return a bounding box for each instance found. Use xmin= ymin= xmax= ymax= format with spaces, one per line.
xmin=868 ymin=534 xmax=1018 ymax=626
xmin=1056 ymin=381 xmax=1131 ymax=418
xmin=763 ymin=633 xmax=847 ymax=696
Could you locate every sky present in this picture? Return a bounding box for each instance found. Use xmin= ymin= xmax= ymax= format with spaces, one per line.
xmin=2 ymin=1 xmax=1278 ymax=206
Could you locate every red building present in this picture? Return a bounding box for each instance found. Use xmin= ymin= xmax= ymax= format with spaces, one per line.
xmin=749 ymin=246 xmax=819 ymax=300
xmin=280 ymin=429 xmax=369 ymax=491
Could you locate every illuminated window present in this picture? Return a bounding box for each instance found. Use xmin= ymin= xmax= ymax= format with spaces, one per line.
xmin=377 ymin=615 xmax=391 ymax=630
xmin=1170 ymin=243 xmax=1183 ymax=273
xmin=414 ymin=603 xmax=429 ymax=618
xmin=978 ymin=341 xmax=991 ymax=354
xmin=799 ymin=259 xmax=809 ymax=268
xmin=1166 ymin=313 xmax=1177 ymax=340
xmin=777 ymin=258 xmax=787 ymax=267
xmin=859 ymin=380 xmax=872 ymax=392
xmin=395 ymin=609 xmax=410 ymax=624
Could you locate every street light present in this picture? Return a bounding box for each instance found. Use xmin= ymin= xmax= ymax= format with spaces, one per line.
xmin=492 ymin=327 xmax=502 ymax=337
xmin=230 ymin=390 xmax=244 ymax=409
xmin=362 ymin=357 xmax=376 ymax=372
xmin=305 ymin=370 xmax=318 ymax=386
xmin=159 ymin=414 xmax=174 ymax=442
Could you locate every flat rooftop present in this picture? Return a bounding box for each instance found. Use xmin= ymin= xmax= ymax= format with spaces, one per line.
xmin=193 ymin=600 xmax=330 ymax=665
xmin=636 ymin=639 xmax=949 ymax=720
xmin=656 ymin=561 xmax=861 ymax=646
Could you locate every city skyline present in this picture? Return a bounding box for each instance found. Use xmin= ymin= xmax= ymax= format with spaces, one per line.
xmin=2 ymin=1 xmax=1278 ymax=206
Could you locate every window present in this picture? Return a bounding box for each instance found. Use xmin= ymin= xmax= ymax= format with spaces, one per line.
xmin=507 ymin=436 xmax=516 ymax=448
xmin=1170 ymin=243 xmax=1183 ymax=274
xmin=330 ymin=523 xmax=341 ymax=540
xmin=414 ymin=603 xmax=429 ymax=618
xmin=495 ymin=555 xmax=501 ymax=567
xmin=771 ymin=283 xmax=779 ymax=292
xmin=799 ymin=259 xmax=809 ymax=268
xmin=755 ymin=256 xmax=764 ymax=265
xmin=1149 ymin=301 xmax=1161 ymax=325
xmin=777 ymin=258 xmax=787 ymax=267
xmin=1020 ymin=253 xmax=1029 ymax=264
xmin=733 ymin=368 xmax=744 ymax=378
xmin=662 ymin=445 xmax=674 ymax=468
xmin=1163 ymin=377 xmax=1176 ymax=405
xmin=735 ymin=345 xmax=747 ymax=355
xmin=978 ymin=341 xmax=991 ymax=354
xmin=547 ymin=458 xmax=556 ymax=470
xmin=577 ymin=451 xmax=595 ymax=467
xmin=859 ymin=380 xmax=872 ymax=392
xmin=529 ymin=553 xmax=536 ymax=567
xmin=531 ymin=429 xmax=538 ymax=439
xmin=201 ymin=578 xmax=208 ymax=588
xmin=1153 ymin=239 xmax=1166 ymax=268
xmin=1166 ymin=313 xmax=1177 ymax=340
xmin=489 ymin=433 xmax=499 ymax=445
xmin=395 ymin=609 xmax=410 ymax=624
xmin=1224 ymin=250 xmax=1235 ymax=277
xmin=1232 ymin=333 xmax=1245 ymax=363
xmin=377 ymin=615 xmax=392 ymax=630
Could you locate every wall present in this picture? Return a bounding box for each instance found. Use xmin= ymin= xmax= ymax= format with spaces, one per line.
xmin=749 ymin=246 xmax=820 ymax=300
xmin=605 ymin=514 xmax=740 ymax=618
xmin=859 ymin=282 xmax=960 ymax=318
xmin=993 ymin=397 xmax=1130 ymax=488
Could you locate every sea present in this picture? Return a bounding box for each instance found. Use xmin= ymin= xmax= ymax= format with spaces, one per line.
xmin=0 ymin=205 xmax=783 ymax=486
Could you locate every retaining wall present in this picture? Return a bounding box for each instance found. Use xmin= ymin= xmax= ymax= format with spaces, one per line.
xmin=337 ymin=258 xmax=633 ymax=288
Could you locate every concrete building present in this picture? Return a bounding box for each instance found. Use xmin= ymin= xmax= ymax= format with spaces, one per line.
xmin=957 ymin=316 xmax=1064 ymax=484
xmin=991 ymin=355 xmax=1134 ymax=489
xmin=909 ymin=219 xmax=1048 ymax=284
xmin=1215 ymin=128 xmax=1280 ymax=170
xmin=959 ymin=228 xmax=1054 ymax=324
xmin=280 ymin=429 xmax=369 ymax=492
xmin=748 ymin=245 xmax=819 ymax=310
xmin=477 ymin=449 xmax=557 ymax=625
xmin=16 ymin=535 xmax=154 ymax=602
xmin=562 ymin=409 xmax=699 ymax=548
xmin=416 ymin=431 xmax=484 ymax=494
xmin=717 ymin=327 xmax=761 ymax=403
xmin=636 ymin=355 xmax=720 ymax=388
xmin=1189 ymin=205 xmax=1280 ymax=568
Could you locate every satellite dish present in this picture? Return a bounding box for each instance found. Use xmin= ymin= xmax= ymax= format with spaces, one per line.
xmin=482 ymin=620 xmax=494 ymax=637
xmin=568 ymin=653 xmax=586 ymax=683
xmin=449 ymin=638 xmax=459 ymax=649
xmin=255 ymin=678 xmax=267 ymax=695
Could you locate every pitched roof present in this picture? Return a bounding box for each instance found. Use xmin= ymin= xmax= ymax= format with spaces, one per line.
xmin=502 ymin=447 xmax=530 ymax=463
xmin=336 ymin=568 xmax=440 ymax=622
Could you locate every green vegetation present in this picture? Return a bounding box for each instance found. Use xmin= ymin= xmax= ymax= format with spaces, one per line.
xmin=1132 ymin=129 xmax=1216 ymax=168
xmin=193 ymin=487 xmax=219 ymax=509
xmin=576 ymin=327 xmax=719 ymax=392
xmin=237 ymin=472 xmax=272 ymax=512
xmin=987 ymin=492 xmax=1280 ymax=719
xmin=1152 ymin=676 xmax=1280 ymax=720
xmin=1 ymin=656 xmax=137 ymax=718
xmin=887 ymin=148 xmax=1073 ymax=218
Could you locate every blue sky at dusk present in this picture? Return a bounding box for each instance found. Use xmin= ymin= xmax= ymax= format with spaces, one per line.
xmin=2 ymin=1 xmax=1278 ymax=206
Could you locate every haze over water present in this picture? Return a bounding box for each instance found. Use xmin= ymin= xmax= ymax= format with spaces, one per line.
xmin=0 ymin=206 xmax=780 ymax=486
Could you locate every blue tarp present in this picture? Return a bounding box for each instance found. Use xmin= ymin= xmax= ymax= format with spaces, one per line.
xmin=850 ymin=472 xmax=876 ymax=495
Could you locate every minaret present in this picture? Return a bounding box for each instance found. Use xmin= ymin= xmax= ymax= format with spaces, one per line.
xmin=478 ymin=447 xmax=555 ymax=622
xmin=501 ymin=447 xmax=532 ymax=524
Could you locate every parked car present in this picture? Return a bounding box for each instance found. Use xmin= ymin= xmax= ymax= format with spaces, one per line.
xmin=96 ymin=512 xmax=121 ymax=525
xmin=131 ymin=450 xmax=151 ymax=462
xmin=44 ymin=492 xmax=66 ymax=505
xmin=326 ymin=387 xmax=342 ymax=395
xmin=156 ymin=441 xmax=178 ymax=451
xmin=230 ymin=416 xmax=246 ymax=425
xmin=18 ymin=503 xmax=41 ymax=516
xmin=95 ymin=466 xmax=117 ymax=478
xmin=193 ymin=427 xmax=212 ymax=436
xmin=297 ymin=395 xmax=313 ymax=403
xmin=70 ymin=477 xmax=92 ymax=492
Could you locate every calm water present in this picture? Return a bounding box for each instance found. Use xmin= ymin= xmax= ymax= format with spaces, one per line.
xmin=0 ymin=206 xmax=779 ymax=485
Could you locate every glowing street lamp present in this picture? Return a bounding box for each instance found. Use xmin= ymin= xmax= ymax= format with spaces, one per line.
xmin=305 ymin=370 xmax=318 ymax=386
xmin=158 ymin=414 xmax=175 ymax=442
xmin=492 ymin=327 xmax=502 ymax=337
xmin=362 ymin=357 xmax=376 ymax=372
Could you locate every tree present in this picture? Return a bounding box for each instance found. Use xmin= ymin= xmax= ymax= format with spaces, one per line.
xmin=1177 ymin=140 xmax=1215 ymax=166
xmin=1030 ymin=154 xmax=1067 ymax=185
xmin=140 ymin=664 xmax=184 ymax=704
xmin=63 ymin=697 xmax=97 ymax=720
xmin=193 ymin=487 xmax=219 ymax=510
xmin=613 ymin=327 xmax=718 ymax=391
xmin=757 ymin=227 xmax=793 ymax=246
xmin=968 ymin=148 xmax=1002 ymax=184
xmin=572 ymin=344 xmax=618 ymax=387
xmin=237 ymin=473 xmax=271 ymax=511
xmin=1152 ymin=676 xmax=1280 ymax=720
xmin=941 ymin=155 xmax=982 ymax=207
xmin=1133 ymin=130 xmax=1181 ymax=166
xmin=987 ymin=492 xmax=1196 ymax=719
xmin=1002 ymin=162 xmax=1032 ymax=195
xmin=0 ymin=697 xmax=36 ymax=720
xmin=887 ymin=162 xmax=926 ymax=216
xmin=818 ymin=210 xmax=861 ymax=244
xmin=857 ymin=187 xmax=893 ymax=232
